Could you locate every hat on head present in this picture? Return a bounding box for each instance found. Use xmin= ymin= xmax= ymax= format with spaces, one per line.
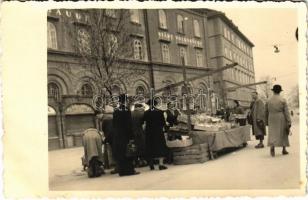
xmin=271 ymin=84 xmax=283 ymax=93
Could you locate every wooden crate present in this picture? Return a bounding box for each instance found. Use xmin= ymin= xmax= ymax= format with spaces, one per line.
xmin=172 ymin=143 xmax=210 ymax=165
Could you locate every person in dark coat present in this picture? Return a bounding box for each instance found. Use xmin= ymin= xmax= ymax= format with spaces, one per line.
xmin=144 ymin=99 xmax=168 ymax=170
xmin=265 ymin=85 xmax=292 ymax=157
xmin=131 ymin=103 xmax=147 ymax=167
xmin=249 ymin=92 xmax=266 ymax=148
xmin=112 ymin=94 xmax=140 ymax=176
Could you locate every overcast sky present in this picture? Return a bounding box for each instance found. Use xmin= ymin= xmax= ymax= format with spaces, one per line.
xmin=218 ymin=8 xmax=298 ymax=96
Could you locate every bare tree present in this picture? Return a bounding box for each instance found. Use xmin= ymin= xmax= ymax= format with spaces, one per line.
xmin=67 ymin=9 xmax=145 ymax=96
xmin=287 ymin=84 xmax=299 ymax=108
xmin=257 ymin=76 xmax=274 ymax=101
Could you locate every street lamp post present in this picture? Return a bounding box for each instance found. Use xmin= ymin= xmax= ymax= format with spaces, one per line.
xmin=181 ymin=57 xmax=192 ymax=132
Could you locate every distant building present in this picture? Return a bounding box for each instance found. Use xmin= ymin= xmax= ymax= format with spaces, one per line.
xmin=47 ymin=9 xmax=255 ymax=150
xmin=206 ymin=9 xmax=256 ymax=107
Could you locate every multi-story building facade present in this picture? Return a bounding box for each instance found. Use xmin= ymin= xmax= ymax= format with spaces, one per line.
xmin=206 ymin=10 xmax=256 ymax=107
xmin=47 ymin=9 xmax=255 ymax=150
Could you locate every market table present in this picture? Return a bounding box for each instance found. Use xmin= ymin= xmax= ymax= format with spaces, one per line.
xmin=191 ymin=125 xmax=251 ymax=159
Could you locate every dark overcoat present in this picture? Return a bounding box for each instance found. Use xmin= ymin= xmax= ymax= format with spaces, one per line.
xmin=250 ymin=98 xmax=266 ymax=137
xmin=112 ymin=105 xmax=136 ymax=175
xmin=144 ymin=108 xmax=168 ymax=158
xmin=131 ymin=108 xmax=146 ymax=156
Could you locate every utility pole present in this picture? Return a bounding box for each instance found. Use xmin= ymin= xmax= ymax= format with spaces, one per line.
xmin=181 ymin=57 xmax=192 ymax=132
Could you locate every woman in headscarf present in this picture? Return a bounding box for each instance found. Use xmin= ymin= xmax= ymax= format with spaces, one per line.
xmin=144 ymin=99 xmax=168 ymax=170
xmin=266 ymin=85 xmax=292 ymax=157
xmin=112 ymin=94 xmax=140 ymax=176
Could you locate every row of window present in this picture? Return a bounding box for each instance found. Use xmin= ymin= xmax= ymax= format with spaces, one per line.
xmin=158 ymin=10 xmax=201 ymax=37
xmin=49 ymin=21 xmax=204 ymax=66
xmin=225 ymin=68 xmax=255 ymax=84
xmin=161 ymin=43 xmax=203 ymax=67
xmin=223 ymin=26 xmax=252 ymax=57
xmin=104 ymin=9 xmax=202 ymax=38
xmin=224 ymin=46 xmax=253 ymax=71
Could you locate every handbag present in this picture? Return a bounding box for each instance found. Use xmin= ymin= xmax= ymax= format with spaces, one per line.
xmin=126 ymin=140 xmax=137 ymax=158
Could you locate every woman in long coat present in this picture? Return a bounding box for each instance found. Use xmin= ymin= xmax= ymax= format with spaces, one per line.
xmin=112 ymin=94 xmax=140 ymax=176
xmin=266 ymin=85 xmax=291 ymax=157
xmin=144 ymin=99 xmax=168 ymax=170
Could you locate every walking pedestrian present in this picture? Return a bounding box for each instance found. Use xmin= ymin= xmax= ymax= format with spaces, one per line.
xmin=82 ymin=128 xmax=105 ymax=178
xmin=265 ymin=85 xmax=291 ymax=157
xmin=249 ymin=92 xmax=266 ymax=148
xmin=112 ymin=94 xmax=140 ymax=176
xmin=131 ymin=103 xmax=147 ymax=167
xmin=144 ymin=99 xmax=168 ymax=170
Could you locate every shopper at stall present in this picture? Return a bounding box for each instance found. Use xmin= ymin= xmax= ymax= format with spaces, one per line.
xmin=232 ymin=100 xmax=246 ymax=126
xmin=144 ymin=99 xmax=168 ymax=170
xmin=265 ymin=85 xmax=291 ymax=157
xmin=249 ymin=92 xmax=266 ymax=148
xmin=112 ymin=94 xmax=140 ymax=176
xmin=131 ymin=103 xmax=147 ymax=167
xmin=82 ymin=127 xmax=105 ymax=178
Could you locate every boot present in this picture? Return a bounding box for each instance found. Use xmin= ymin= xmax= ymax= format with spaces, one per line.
xmin=270 ymin=146 xmax=275 ymax=157
xmin=282 ymin=147 xmax=289 ymax=155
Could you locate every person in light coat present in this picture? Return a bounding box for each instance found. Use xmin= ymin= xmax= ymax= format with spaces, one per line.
xmin=265 ymin=85 xmax=291 ymax=157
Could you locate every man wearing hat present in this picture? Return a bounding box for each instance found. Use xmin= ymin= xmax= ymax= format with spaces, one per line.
xmin=250 ymin=91 xmax=266 ymax=148
xmin=265 ymin=84 xmax=291 ymax=157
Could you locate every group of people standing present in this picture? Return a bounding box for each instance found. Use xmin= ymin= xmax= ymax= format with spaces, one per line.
xmin=249 ymin=84 xmax=292 ymax=157
xmin=83 ymin=94 xmax=177 ymax=178
xmin=82 ymin=84 xmax=293 ymax=178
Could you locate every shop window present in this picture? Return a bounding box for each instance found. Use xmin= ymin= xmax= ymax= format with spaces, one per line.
xmin=161 ymin=43 xmax=170 ymax=63
xmin=179 ymin=46 xmax=187 ymax=65
xmin=196 ymin=49 xmax=203 ymax=67
xmin=77 ymin=28 xmax=91 ymax=54
xmin=193 ymin=19 xmax=201 ymax=37
xmin=130 ymin=9 xmax=140 ymax=24
xmin=48 ymin=83 xmax=60 ymax=100
xmin=47 ymin=22 xmax=58 ymax=49
xmin=133 ymin=39 xmax=143 ymax=60
xmin=177 ymin=14 xmax=184 ymax=34
xmin=81 ymin=83 xmax=93 ymax=97
xmin=135 ymin=86 xmax=145 ymax=96
xmin=158 ymin=10 xmax=167 ymax=29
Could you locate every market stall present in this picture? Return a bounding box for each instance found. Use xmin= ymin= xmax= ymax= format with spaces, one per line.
xmin=166 ymin=112 xmax=251 ymax=165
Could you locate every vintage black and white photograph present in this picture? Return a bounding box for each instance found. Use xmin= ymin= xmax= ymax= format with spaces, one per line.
xmin=45 ymin=6 xmax=304 ymax=192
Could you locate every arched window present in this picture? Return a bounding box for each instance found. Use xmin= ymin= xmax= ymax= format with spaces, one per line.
xmin=47 ymin=22 xmax=57 ymax=49
xmin=81 ymin=83 xmax=93 ymax=97
xmin=162 ymin=80 xmax=176 ymax=97
xmin=48 ymin=82 xmax=60 ymax=100
xmin=195 ymin=49 xmax=203 ymax=67
xmin=135 ymin=86 xmax=145 ymax=96
xmin=179 ymin=46 xmax=187 ymax=65
xmin=112 ymin=85 xmax=121 ymax=95
xmin=158 ymin=10 xmax=167 ymax=29
xmin=105 ymin=9 xmax=116 ymax=18
xmin=133 ymin=39 xmax=143 ymax=60
xmin=130 ymin=9 xmax=140 ymax=24
xmin=161 ymin=43 xmax=170 ymax=63
xmin=181 ymin=85 xmax=192 ymax=96
xmin=197 ymin=84 xmax=209 ymax=110
xmin=193 ymin=19 xmax=200 ymax=37
xmin=177 ymin=14 xmax=184 ymax=33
